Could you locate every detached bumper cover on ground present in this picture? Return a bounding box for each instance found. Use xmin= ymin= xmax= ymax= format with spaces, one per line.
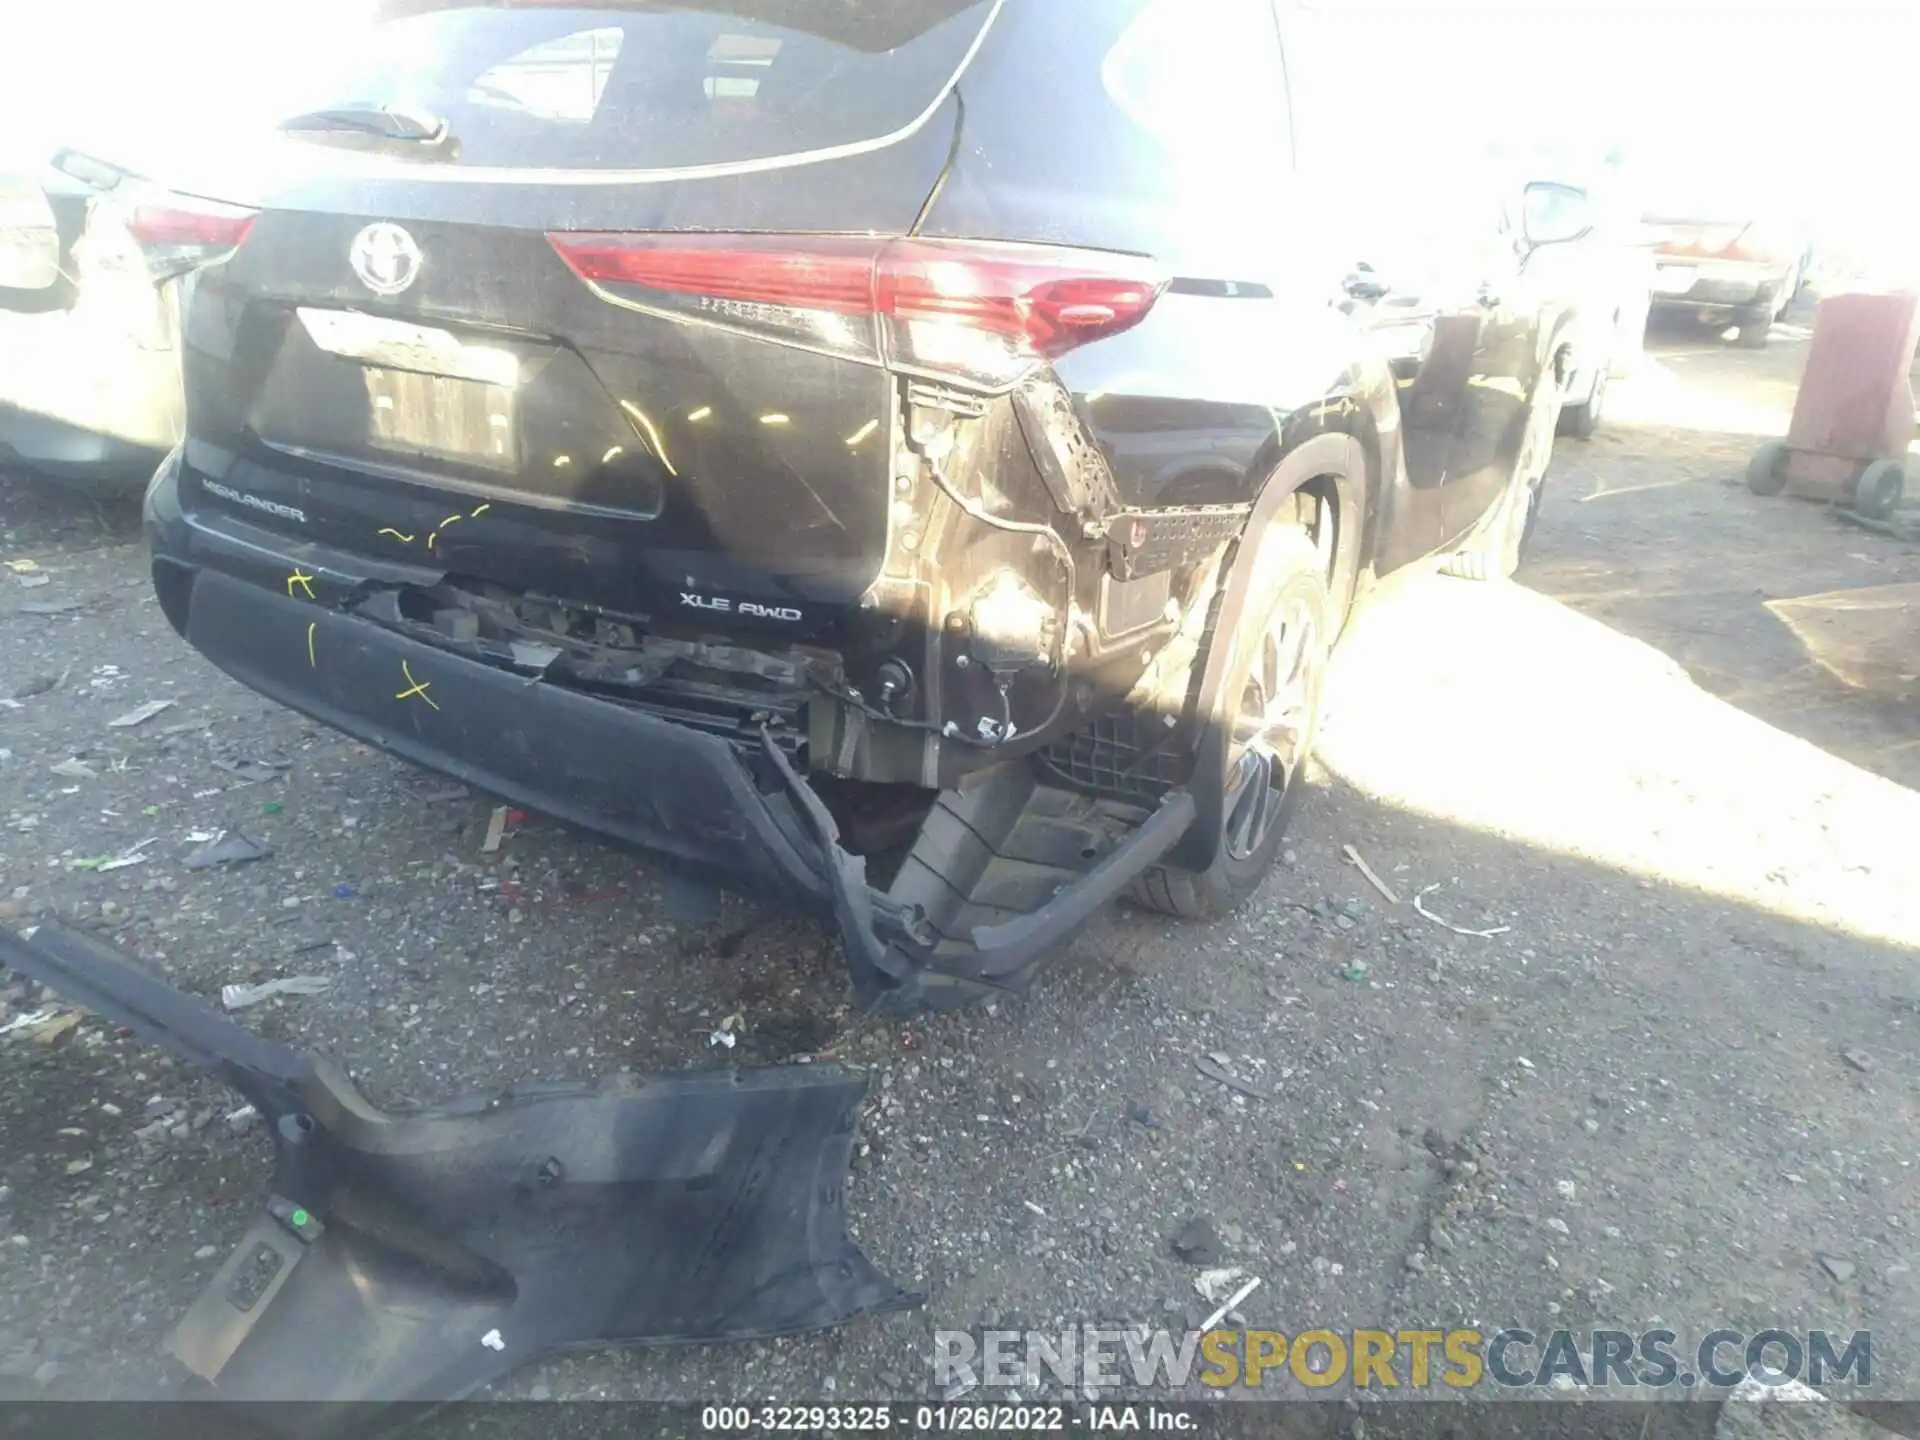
xmin=148 ymin=473 xmax=1194 ymax=1008
xmin=0 ymin=921 xmax=917 ymax=1432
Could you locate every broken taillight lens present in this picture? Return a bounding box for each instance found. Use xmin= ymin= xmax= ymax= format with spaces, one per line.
xmin=120 ymin=189 xmax=259 ymax=282
xmin=545 ymin=231 xmax=1167 ymax=389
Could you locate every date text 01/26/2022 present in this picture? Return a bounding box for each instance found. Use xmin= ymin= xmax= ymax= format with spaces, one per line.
xmin=700 ymin=1404 xmax=1196 ymax=1431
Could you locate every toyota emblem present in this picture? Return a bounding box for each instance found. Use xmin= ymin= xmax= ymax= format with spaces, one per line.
xmin=349 ymin=222 xmax=424 ymax=297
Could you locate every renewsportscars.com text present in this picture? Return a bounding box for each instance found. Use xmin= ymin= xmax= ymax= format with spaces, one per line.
xmin=935 ymin=1326 xmax=1871 ymax=1391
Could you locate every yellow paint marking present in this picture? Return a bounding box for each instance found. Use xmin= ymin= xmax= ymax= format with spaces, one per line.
xmin=469 ymin=503 xmax=490 ymax=518
xmin=378 ymin=528 xmax=415 ymax=543
xmin=395 ymin=660 xmax=440 ymax=711
xmin=306 ymin=622 xmax=317 ymax=669
xmin=287 ymin=570 xmax=316 ymax=600
xmin=617 ymin=401 xmax=678 ymax=477
xmin=440 ymin=514 xmax=464 ymax=528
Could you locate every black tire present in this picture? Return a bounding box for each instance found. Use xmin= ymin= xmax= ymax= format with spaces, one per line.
xmin=1130 ymin=526 xmax=1330 ymax=921
xmin=1558 ymin=365 xmax=1607 ymax=441
xmin=1853 ymin=459 xmax=1905 ymax=518
xmin=1734 ymin=309 xmax=1772 ymax=349
xmin=1747 ymin=440 xmax=1789 ymax=496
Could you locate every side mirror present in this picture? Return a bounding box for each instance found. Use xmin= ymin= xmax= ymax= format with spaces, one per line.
xmin=1343 ymin=264 xmax=1390 ymax=302
xmin=1521 ymin=180 xmax=1593 ymax=250
xmin=0 ymin=174 xmax=61 ymax=291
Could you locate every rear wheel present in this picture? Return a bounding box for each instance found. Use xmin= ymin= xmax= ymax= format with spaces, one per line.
xmin=1130 ymin=526 xmax=1330 ymax=921
xmin=1734 ymin=307 xmax=1772 ymax=349
xmin=1559 ymin=364 xmax=1607 ymax=441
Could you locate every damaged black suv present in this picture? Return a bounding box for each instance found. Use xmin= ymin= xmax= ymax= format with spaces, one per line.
xmin=143 ymin=0 xmax=1571 ymax=1007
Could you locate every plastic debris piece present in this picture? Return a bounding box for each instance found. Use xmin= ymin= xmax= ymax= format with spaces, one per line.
xmin=221 ymin=976 xmax=333 ymax=1011
xmin=332 ymin=884 xmax=356 ymax=900
xmin=29 ymin=1011 xmax=85 ymax=1047
xmin=50 ymin=758 xmax=99 ymax=781
xmin=481 ymin=1330 xmax=506 ymax=1352
xmin=4 ymin=559 xmax=40 ymax=573
xmin=1413 ymin=883 xmax=1510 ymax=939
xmin=109 ymin=700 xmax=176 ymax=729
xmin=185 ymin=833 xmax=274 ymax=870
xmin=1194 ymin=1054 xmax=1272 ymax=1100
xmin=509 ymin=641 xmax=563 ymax=672
xmin=482 ymin=806 xmax=510 ymax=854
xmin=1194 ymin=1268 xmax=1262 ymax=1332
xmin=261 ymin=800 xmax=284 ymax=816
xmin=211 ymin=757 xmax=290 ymax=785
xmin=0 ymin=1009 xmax=56 ymax=1037
xmin=97 ymin=837 xmax=160 ymax=872
xmin=14 ymin=572 xmax=50 ymax=590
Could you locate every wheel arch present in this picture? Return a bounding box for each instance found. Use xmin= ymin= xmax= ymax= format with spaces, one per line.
xmin=1165 ymin=430 xmax=1365 ymax=873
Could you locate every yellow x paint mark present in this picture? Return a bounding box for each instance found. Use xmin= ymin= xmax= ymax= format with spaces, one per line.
xmin=307 ymin=622 xmax=317 ymax=669
xmin=288 ymin=570 xmax=316 ymax=600
xmin=378 ymin=528 xmax=415 ymax=543
xmin=395 ymin=659 xmax=440 ymax=711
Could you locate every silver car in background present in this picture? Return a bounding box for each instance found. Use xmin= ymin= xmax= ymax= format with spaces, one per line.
xmin=0 ymin=153 xmax=190 ymax=487
xmin=0 ymin=0 xmax=352 ymax=490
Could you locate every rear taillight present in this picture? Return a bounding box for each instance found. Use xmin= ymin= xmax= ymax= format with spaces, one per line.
xmin=121 ymin=190 xmax=258 ymax=282
xmin=1653 ymin=224 xmax=1755 ymax=262
xmin=546 ymin=232 xmax=1166 ymax=389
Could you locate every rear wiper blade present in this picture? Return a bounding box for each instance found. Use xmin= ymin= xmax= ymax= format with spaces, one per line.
xmin=279 ymin=104 xmax=447 ymax=142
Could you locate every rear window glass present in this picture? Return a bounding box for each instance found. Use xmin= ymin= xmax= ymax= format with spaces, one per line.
xmin=290 ymin=1 xmax=996 ymax=171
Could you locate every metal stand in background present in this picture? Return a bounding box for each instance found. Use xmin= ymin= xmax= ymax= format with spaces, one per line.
xmin=1748 ymin=290 xmax=1920 ymax=518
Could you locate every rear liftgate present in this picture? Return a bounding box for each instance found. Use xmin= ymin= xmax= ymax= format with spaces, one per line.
xmin=0 ymin=921 xmax=916 ymax=1433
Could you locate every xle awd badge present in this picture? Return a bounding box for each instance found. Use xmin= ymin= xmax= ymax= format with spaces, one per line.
xmin=681 ymin=592 xmax=803 ymax=623
xmin=349 ymin=222 xmax=423 ymax=297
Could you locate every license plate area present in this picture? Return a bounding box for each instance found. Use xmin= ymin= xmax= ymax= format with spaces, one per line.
xmin=1654 ymin=266 xmax=1698 ymax=296
xmin=363 ymin=367 xmax=517 ymax=469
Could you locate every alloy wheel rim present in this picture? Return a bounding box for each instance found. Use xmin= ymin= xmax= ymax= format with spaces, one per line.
xmin=1222 ymin=596 xmax=1320 ymax=861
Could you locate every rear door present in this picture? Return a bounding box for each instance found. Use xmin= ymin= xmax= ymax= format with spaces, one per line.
xmin=173 ymin=2 xmax=995 ymax=632
xmin=1440 ymin=192 xmax=1542 ymax=541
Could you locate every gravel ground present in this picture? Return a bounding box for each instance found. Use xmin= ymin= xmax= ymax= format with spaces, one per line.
xmin=0 ymin=310 xmax=1916 ymax=1435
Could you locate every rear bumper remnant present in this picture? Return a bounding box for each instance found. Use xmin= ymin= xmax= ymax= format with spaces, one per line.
xmin=147 ymin=467 xmax=1194 ymax=1008
xmin=0 ymin=921 xmax=918 ymax=1434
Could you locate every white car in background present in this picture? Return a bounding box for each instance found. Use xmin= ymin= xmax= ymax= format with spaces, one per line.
xmin=0 ymin=1 xmax=358 ymax=490
xmin=1517 ymin=174 xmax=1658 ymax=439
xmin=0 ymin=149 xmax=194 ymax=488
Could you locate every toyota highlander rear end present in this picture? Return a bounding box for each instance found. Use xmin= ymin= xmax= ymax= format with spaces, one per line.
xmin=143 ymin=0 xmax=1234 ymax=1006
